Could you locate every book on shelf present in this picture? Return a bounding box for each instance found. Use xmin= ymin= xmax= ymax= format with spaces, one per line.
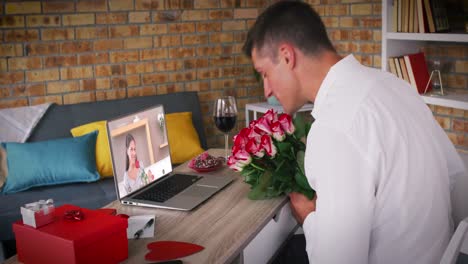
xmin=430 ymin=0 xmax=450 ymax=32
xmin=393 ymin=0 xmax=435 ymax=33
xmin=403 ymin=52 xmax=432 ymax=94
xmin=394 ymin=57 xmax=403 ymax=79
xmin=446 ymin=0 xmax=466 ymax=33
xmin=392 ymin=0 xmax=399 ymax=32
xmin=402 ymin=0 xmax=409 ymax=32
xmin=409 ymin=0 xmax=415 ymax=32
xmin=403 ymin=55 xmax=418 ymax=91
xmin=413 ymin=0 xmax=419 ymax=33
xmin=388 ymin=57 xmax=398 ymax=77
xmin=416 ymin=0 xmax=426 ymax=32
xmin=397 ymin=0 xmax=403 ymax=32
xmin=399 ymin=57 xmax=410 ymax=83
xmin=423 ymin=0 xmax=436 ymax=32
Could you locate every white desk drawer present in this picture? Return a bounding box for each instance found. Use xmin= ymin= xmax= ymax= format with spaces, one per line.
xmin=243 ymin=203 xmax=297 ymax=264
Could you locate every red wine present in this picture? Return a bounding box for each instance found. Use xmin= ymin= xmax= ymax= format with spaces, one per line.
xmin=214 ymin=115 xmax=236 ymax=133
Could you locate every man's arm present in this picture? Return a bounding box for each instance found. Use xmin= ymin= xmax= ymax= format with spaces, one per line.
xmin=302 ymin=127 xmax=376 ymax=263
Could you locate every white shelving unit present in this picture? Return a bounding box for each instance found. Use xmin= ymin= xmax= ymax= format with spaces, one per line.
xmin=245 ymin=102 xmax=314 ymax=126
xmin=381 ymin=0 xmax=468 ymax=110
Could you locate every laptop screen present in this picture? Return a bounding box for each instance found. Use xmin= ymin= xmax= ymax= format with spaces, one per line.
xmin=107 ymin=105 xmax=172 ymax=199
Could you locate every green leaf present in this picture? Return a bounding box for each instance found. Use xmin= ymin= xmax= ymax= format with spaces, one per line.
xmin=240 ymin=166 xmax=256 ymax=177
xmin=277 ymin=141 xmax=292 ymax=153
xmin=294 ymin=170 xmax=312 ymax=192
xmin=305 ymin=122 xmax=312 ymax=135
xmin=293 ymin=115 xmax=307 ymax=139
xmin=248 ymin=170 xmax=273 ymax=200
xmin=296 ymin=150 xmax=305 ymax=175
xmin=273 ymin=167 xmax=292 ymax=182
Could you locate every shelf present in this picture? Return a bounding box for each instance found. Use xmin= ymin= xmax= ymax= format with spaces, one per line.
xmin=110 ymin=118 xmax=148 ymax=137
xmin=245 ymin=102 xmax=314 ymax=113
xmin=245 ymin=102 xmax=314 ymax=126
xmin=386 ymin=32 xmax=468 ymax=42
xmin=422 ymin=93 xmax=468 ymax=111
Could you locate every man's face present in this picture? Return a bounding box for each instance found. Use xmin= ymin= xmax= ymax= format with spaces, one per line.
xmin=251 ymin=47 xmax=302 ymax=114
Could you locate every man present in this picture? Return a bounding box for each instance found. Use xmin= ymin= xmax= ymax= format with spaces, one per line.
xmin=243 ymin=1 xmax=466 ymax=263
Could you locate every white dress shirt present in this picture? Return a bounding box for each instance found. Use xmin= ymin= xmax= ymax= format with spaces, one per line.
xmin=303 ymin=55 xmax=465 ymax=264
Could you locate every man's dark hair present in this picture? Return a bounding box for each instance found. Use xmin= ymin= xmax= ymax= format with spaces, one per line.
xmin=243 ymin=1 xmax=335 ymax=59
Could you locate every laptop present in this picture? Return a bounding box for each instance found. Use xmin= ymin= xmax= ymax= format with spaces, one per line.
xmin=106 ymin=105 xmax=233 ymax=211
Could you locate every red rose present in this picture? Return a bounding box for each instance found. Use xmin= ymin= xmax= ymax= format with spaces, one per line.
xmin=260 ymin=135 xmax=277 ymax=157
xmin=271 ymin=121 xmax=285 ymax=142
xmin=255 ymin=117 xmax=273 ymax=135
xmin=227 ymin=147 xmax=252 ymax=171
xmin=246 ymin=138 xmax=265 ymax=158
xmin=278 ymin=113 xmax=295 ymax=135
xmin=233 ymin=128 xmax=250 ymax=149
xmin=263 ymin=109 xmax=278 ymax=124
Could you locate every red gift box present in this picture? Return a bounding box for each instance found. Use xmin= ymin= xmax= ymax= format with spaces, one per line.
xmin=13 ymin=204 xmax=128 ymax=264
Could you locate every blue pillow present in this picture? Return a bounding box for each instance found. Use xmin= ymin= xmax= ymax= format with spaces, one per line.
xmin=1 ymin=131 xmax=100 ymax=194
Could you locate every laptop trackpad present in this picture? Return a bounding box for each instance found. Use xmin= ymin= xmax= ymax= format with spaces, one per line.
xmin=182 ymin=185 xmax=218 ymax=198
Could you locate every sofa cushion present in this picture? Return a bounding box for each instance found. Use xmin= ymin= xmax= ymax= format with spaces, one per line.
xmin=71 ymin=121 xmax=113 ymax=178
xmin=1 ymin=132 xmax=100 ymax=194
xmin=28 ymin=92 xmax=207 ymax=149
xmin=166 ymin=112 xmax=204 ymax=164
xmin=0 ymin=145 xmax=7 ymax=190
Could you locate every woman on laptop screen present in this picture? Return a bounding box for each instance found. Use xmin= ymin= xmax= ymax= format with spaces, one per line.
xmin=123 ymin=133 xmax=154 ymax=194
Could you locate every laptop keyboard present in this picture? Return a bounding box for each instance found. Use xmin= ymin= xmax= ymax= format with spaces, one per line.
xmin=134 ymin=174 xmax=202 ymax=203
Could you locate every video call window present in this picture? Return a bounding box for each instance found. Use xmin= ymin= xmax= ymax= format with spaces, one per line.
xmin=107 ymin=106 xmax=172 ymax=198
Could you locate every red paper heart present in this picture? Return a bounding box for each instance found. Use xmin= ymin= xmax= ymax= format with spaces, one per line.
xmin=145 ymin=241 xmax=204 ymax=261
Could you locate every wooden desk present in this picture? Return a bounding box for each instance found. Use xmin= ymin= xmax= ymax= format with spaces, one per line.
xmin=5 ymin=149 xmax=298 ymax=264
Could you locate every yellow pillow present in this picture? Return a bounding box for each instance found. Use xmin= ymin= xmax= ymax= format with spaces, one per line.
xmin=166 ymin=112 xmax=204 ymax=164
xmin=71 ymin=121 xmax=113 ymax=178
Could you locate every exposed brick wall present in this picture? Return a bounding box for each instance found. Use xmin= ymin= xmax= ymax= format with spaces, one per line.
xmin=0 ymin=0 xmax=466 ymax=150
xmin=0 ymin=0 xmax=267 ymax=148
xmin=424 ymin=44 xmax=468 ymax=150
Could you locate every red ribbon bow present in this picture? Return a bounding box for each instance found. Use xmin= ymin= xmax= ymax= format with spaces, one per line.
xmin=64 ymin=209 xmax=85 ymax=221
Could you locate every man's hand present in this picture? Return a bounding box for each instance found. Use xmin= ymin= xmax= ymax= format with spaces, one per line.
xmin=289 ymin=192 xmax=317 ymax=225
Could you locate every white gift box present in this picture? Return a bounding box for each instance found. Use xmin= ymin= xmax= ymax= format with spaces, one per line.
xmin=20 ymin=199 xmax=56 ymax=228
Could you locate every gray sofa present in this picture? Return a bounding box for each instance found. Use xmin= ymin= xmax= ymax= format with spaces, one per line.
xmin=0 ymin=91 xmax=206 ymax=258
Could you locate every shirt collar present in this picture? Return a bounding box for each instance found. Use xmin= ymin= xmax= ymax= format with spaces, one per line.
xmin=311 ymin=54 xmax=359 ymax=119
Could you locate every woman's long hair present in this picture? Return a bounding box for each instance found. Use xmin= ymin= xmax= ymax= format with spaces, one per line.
xmin=125 ymin=134 xmax=136 ymax=171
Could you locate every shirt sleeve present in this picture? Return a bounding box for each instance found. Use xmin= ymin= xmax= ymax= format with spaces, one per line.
xmin=439 ymin=128 xmax=466 ymax=191
xmin=303 ymin=126 xmax=376 ymax=264
xmin=436 ymin=123 xmax=468 ymax=224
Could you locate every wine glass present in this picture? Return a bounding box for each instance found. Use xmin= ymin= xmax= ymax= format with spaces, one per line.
xmin=213 ymin=96 xmax=238 ymax=161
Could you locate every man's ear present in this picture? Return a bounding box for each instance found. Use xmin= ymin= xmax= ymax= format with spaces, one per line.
xmin=279 ymin=44 xmax=296 ymax=70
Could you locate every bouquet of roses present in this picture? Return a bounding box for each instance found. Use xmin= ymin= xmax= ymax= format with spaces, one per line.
xmin=227 ymin=109 xmax=315 ymax=200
